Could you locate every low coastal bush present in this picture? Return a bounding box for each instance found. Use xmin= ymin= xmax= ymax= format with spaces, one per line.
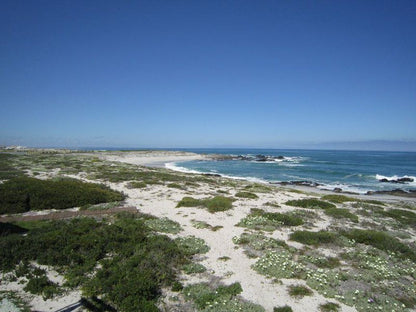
xmin=324 ymin=208 xmax=359 ymax=223
xmin=379 ymin=208 xmax=416 ymax=226
xmin=285 ymin=198 xmax=336 ymax=210
xmin=128 ymin=181 xmax=147 ymax=188
xmin=24 ymin=275 xmax=60 ymax=299
xmin=0 ymin=153 xmax=24 ymax=180
xmin=144 ymin=217 xmax=182 ymax=234
xmin=343 ymin=229 xmax=416 ymax=261
xmin=319 ymin=302 xmax=340 ymax=312
xmin=235 ymin=191 xmax=259 ymax=199
xmin=0 ymin=215 xmax=188 ymax=311
xmin=290 ymin=230 xmax=339 ymax=246
xmin=177 ymin=196 xmax=234 ymax=213
xmin=182 ymin=282 xmax=264 ymax=312
xmin=0 ymin=177 xmax=124 ymax=214
xmin=167 ymin=182 xmax=184 ymax=189
xmin=244 ymin=183 xmax=273 ymax=193
xmin=274 ymin=306 xmax=293 ymax=312
xmin=238 ymin=209 xmax=303 ymax=231
xmin=288 ymin=285 xmax=313 ymax=298
xmin=321 ymin=195 xmax=356 ymax=203
xmin=182 ymin=263 xmax=207 ymax=274
xmin=175 ymin=235 xmax=210 ymax=255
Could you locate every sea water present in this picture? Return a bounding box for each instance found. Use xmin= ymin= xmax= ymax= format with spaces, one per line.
xmin=166 ymin=149 xmax=416 ymax=194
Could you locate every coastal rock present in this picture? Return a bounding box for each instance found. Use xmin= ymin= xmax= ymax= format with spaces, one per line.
xmin=203 ymin=173 xmax=221 ymax=177
xmin=366 ymin=189 xmax=416 ymax=198
xmin=378 ymin=177 xmax=414 ymax=183
xmin=333 ymin=188 xmax=343 ymax=193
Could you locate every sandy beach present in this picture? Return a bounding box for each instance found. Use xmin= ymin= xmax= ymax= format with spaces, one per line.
xmin=1 ymin=150 xmax=415 ymax=312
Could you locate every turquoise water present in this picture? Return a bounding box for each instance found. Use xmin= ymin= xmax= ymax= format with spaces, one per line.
xmin=166 ymin=149 xmax=416 ymax=194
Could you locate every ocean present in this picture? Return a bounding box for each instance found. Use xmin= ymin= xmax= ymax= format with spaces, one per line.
xmin=165 ymin=149 xmax=416 ymax=194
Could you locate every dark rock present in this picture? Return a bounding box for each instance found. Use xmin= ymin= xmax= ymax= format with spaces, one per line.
xmin=203 ymin=173 xmax=221 ymax=177
xmin=366 ymin=189 xmax=416 ymax=198
xmin=277 ymin=155 xmax=284 ymax=160
xmin=379 ymin=177 xmax=414 ymax=184
xmin=255 ymin=155 xmax=268 ymax=161
xmin=333 ymin=188 xmax=343 ymax=193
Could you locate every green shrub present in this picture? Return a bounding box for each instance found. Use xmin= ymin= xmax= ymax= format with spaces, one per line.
xmin=204 ymin=196 xmax=234 ymax=213
xmin=177 ymin=196 xmax=201 ymax=207
xmin=0 ymin=177 xmax=125 ymax=214
xmin=379 ymin=209 xmax=416 ymax=226
xmin=235 ymin=191 xmax=259 ymax=199
xmin=183 ymin=282 xmax=243 ymax=310
xmin=288 ymin=285 xmax=312 ymax=298
xmin=319 ymin=302 xmax=340 ymax=312
xmin=321 ymin=195 xmax=356 ymax=203
xmin=128 ymin=181 xmax=147 ymax=188
xmin=237 ymin=210 xmax=303 ymax=231
xmin=0 ymin=215 xmax=188 ymax=311
xmin=24 ymin=275 xmax=60 ymax=299
xmin=343 ymin=229 xmax=416 ymax=261
xmin=144 ymin=217 xmax=182 ymax=234
xmin=0 ymin=153 xmax=24 ymax=180
xmin=182 ymin=263 xmax=207 ymax=274
xmin=324 ymin=208 xmax=359 ymax=223
xmin=274 ymin=306 xmax=293 ymax=312
xmin=167 ymin=183 xmax=184 ymax=189
xmin=0 ymin=222 xmax=27 ymax=236
xmin=285 ymin=198 xmax=336 ymax=209
xmin=175 ymin=236 xmax=210 ymax=255
xmin=290 ymin=231 xmax=339 ymax=246
xmin=177 ymin=196 xmax=234 ymax=213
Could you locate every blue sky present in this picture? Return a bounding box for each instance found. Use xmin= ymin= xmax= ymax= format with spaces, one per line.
xmin=1 ymin=1 xmax=415 ymax=150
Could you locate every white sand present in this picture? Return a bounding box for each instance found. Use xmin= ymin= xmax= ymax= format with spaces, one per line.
xmin=98 ymin=150 xmax=206 ymax=167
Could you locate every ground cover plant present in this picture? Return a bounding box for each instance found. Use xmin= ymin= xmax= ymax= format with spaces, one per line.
xmin=273 ymin=306 xmax=293 ymax=312
xmin=0 ymin=177 xmax=124 ymax=214
xmin=285 ymin=198 xmax=336 ymax=209
xmin=0 ymin=214 xmax=191 ymax=311
xmin=233 ymin=232 xmax=289 ymax=258
xmin=0 ymin=153 xmax=25 ymax=180
xmin=379 ymin=208 xmax=416 ymax=227
xmin=177 ymin=196 xmax=234 ymax=213
xmin=237 ymin=209 xmax=303 ymax=231
xmin=319 ymin=302 xmax=340 ymax=312
xmin=235 ymin=191 xmax=259 ymax=199
xmin=183 ymin=282 xmax=265 ymax=312
xmin=289 ymin=230 xmax=341 ymax=246
xmin=321 ymin=195 xmax=356 ymax=203
xmin=288 ymin=285 xmax=313 ymax=298
xmin=324 ymin=207 xmax=359 ymax=223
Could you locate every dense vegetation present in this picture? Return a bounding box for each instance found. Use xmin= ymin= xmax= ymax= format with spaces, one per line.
xmin=0 ymin=177 xmax=124 ymax=214
xmin=0 ymin=214 xmax=188 ymax=311
xmin=0 ymin=153 xmax=25 ymax=180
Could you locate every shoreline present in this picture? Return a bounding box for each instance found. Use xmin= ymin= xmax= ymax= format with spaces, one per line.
xmin=1 ymin=148 xmax=415 ymax=312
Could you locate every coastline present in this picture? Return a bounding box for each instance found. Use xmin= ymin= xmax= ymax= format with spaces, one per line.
xmin=1 ymin=148 xmax=415 ymax=312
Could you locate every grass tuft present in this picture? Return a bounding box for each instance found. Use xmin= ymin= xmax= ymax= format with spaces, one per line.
xmin=324 ymin=207 xmax=359 ymax=223
xmin=290 ymin=230 xmax=339 ymax=246
xmin=235 ymin=191 xmax=259 ymax=199
xmin=177 ymin=196 xmax=234 ymax=213
xmin=288 ymin=285 xmax=313 ymax=298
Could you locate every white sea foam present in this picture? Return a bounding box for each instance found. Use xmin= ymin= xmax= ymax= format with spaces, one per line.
xmin=166 ymin=162 xmax=268 ymax=184
xmin=375 ymin=174 xmax=416 ymax=186
xmin=165 ymin=162 xmax=202 ymax=174
xmin=317 ymin=183 xmax=369 ymax=194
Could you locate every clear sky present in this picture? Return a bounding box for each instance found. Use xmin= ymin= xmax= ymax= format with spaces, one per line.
xmin=1 ymin=1 xmax=415 ymax=150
